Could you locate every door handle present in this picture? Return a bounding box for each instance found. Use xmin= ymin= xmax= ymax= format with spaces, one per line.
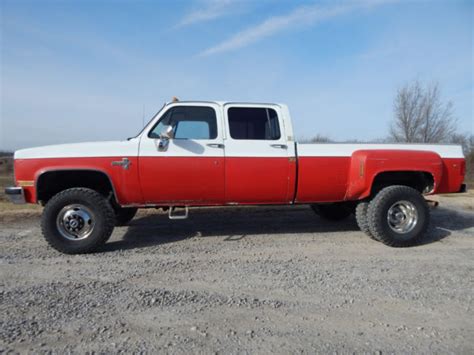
xmin=207 ymin=143 xmax=225 ymax=148
xmin=270 ymin=144 xmax=287 ymax=149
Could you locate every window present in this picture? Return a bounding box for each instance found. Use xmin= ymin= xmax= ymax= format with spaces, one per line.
xmin=228 ymin=107 xmax=281 ymax=140
xmin=149 ymin=106 xmax=217 ymax=140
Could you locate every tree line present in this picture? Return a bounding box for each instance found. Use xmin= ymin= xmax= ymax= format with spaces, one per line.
xmin=303 ymin=80 xmax=473 ymax=181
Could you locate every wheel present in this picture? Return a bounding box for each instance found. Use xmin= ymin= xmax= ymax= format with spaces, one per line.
xmin=311 ymin=203 xmax=351 ymax=221
xmin=355 ymin=201 xmax=376 ymax=239
xmin=115 ymin=207 xmax=138 ymax=226
xmin=41 ymin=188 xmax=116 ymax=254
xmin=367 ymin=185 xmax=429 ymax=247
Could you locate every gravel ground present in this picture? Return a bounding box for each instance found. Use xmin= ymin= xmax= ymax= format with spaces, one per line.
xmin=1 ymin=202 xmax=473 ymax=353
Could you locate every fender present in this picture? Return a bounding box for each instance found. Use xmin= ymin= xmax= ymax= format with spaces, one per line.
xmin=345 ymin=150 xmax=443 ymax=200
xmin=15 ymin=157 xmax=142 ymax=205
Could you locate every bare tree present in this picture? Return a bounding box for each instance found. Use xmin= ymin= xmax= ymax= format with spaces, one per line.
xmin=450 ymin=133 xmax=474 ymax=156
xmin=300 ymin=134 xmax=333 ymax=143
xmin=390 ymin=81 xmax=457 ymax=143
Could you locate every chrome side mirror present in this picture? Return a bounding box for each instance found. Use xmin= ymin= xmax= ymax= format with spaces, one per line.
xmin=160 ymin=125 xmax=175 ymax=140
xmin=158 ymin=125 xmax=174 ymax=151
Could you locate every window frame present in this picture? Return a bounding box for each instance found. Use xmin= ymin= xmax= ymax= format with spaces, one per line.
xmin=147 ymin=104 xmax=219 ymax=141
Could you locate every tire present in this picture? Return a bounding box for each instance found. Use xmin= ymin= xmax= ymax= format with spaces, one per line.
xmin=115 ymin=207 xmax=138 ymax=226
xmin=41 ymin=188 xmax=115 ymax=254
xmin=367 ymin=185 xmax=429 ymax=247
xmin=355 ymin=201 xmax=376 ymax=239
xmin=311 ymin=203 xmax=352 ymax=221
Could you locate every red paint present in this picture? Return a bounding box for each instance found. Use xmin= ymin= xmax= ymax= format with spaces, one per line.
xmin=345 ymin=150 xmax=444 ymax=200
xmin=13 ymin=152 xmax=466 ymax=207
xmin=296 ymin=157 xmax=350 ymax=202
xmin=225 ymin=157 xmax=292 ymax=204
xmin=14 ymin=157 xmax=142 ymax=205
xmin=139 ymin=156 xmax=225 ymax=204
xmin=437 ymin=158 xmax=465 ymax=193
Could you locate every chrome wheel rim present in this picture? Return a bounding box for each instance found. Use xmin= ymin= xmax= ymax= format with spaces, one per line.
xmin=387 ymin=200 xmax=418 ymax=234
xmin=56 ymin=204 xmax=95 ymax=241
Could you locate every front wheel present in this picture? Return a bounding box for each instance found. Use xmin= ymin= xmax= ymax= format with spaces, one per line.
xmin=41 ymin=188 xmax=116 ymax=254
xmin=367 ymin=185 xmax=429 ymax=247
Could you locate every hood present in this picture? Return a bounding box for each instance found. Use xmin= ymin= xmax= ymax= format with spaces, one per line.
xmin=14 ymin=140 xmax=139 ymax=160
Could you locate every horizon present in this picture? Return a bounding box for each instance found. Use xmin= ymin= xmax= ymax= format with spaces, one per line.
xmin=1 ymin=0 xmax=473 ymax=151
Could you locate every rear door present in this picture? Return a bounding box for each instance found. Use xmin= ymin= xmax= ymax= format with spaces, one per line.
xmin=223 ymin=104 xmax=295 ymax=204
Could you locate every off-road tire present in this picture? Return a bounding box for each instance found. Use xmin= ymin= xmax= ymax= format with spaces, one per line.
xmin=115 ymin=207 xmax=138 ymax=226
xmin=355 ymin=201 xmax=376 ymax=239
xmin=311 ymin=203 xmax=352 ymax=221
xmin=41 ymin=188 xmax=115 ymax=254
xmin=367 ymin=185 xmax=429 ymax=247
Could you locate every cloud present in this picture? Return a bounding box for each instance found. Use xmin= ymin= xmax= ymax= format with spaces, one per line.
xmin=199 ymin=0 xmax=397 ymax=56
xmin=176 ymin=0 xmax=237 ymax=28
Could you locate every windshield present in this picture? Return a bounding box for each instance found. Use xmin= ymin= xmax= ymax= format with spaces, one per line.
xmin=127 ymin=104 xmax=167 ymax=140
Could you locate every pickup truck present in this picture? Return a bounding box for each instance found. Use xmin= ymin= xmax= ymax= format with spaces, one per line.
xmin=5 ymin=100 xmax=466 ymax=254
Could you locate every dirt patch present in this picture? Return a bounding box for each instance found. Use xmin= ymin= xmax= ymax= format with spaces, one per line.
xmin=1 ymin=204 xmax=473 ymax=353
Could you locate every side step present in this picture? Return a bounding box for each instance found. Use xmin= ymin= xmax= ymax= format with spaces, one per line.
xmin=168 ymin=206 xmax=189 ymax=220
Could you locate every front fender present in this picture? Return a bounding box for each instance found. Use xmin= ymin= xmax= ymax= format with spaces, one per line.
xmin=14 ymin=157 xmax=142 ymax=205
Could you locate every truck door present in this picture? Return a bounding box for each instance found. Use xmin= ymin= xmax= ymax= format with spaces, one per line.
xmin=223 ymin=104 xmax=295 ymax=204
xmin=138 ymin=103 xmax=225 ymax=204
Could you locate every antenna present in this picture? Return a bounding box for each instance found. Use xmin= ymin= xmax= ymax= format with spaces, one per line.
xmin=142 ymin=104 xmax=145 ymax=127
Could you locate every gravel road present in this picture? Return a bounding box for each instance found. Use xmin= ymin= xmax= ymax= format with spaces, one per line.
xmin=1 ymin=203 xmax=473 ymax=353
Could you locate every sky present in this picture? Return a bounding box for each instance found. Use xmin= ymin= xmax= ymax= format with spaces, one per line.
xmin=0 ymin=0 xmax=473 ymax=151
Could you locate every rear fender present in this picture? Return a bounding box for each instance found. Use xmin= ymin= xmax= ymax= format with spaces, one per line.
xmin=345 ymin=150 xmax=443 ymax=200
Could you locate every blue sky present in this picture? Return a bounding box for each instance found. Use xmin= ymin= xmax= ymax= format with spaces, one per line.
xmin=1 ymin=0 xmax=472 ymax=150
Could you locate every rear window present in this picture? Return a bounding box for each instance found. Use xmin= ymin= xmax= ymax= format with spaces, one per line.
xmin=228 ymin=107 xmax=280 ymax=140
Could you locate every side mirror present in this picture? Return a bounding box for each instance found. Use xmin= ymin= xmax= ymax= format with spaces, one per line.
xmin=160 ymin=125 xmax=174 ymax=140
xmin=157 ymin=125 xmax=174 ymax=151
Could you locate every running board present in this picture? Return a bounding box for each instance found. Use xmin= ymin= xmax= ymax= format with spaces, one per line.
xmin=168 ymin=206 xmax=189 ymax=220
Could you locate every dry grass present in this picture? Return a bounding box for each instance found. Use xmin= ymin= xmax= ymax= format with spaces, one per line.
xmin=0 ymin=173 xmax=14 ymax=202
xmin=0 ymin=171 xmax=41 ymax=213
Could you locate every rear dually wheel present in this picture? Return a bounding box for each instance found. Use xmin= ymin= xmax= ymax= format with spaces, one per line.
xmin=367 ymin=185 xmax=429 ymax=247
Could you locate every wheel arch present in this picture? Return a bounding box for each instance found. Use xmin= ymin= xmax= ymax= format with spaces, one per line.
xmin=35 ymin=168 xmax=119 ymax=205
xmin=369 ymin=170 xmax=435 ymax=196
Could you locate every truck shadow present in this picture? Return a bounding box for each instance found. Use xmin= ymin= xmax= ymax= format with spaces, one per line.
xmin=102 ymin=206 xmax=474 ymax=252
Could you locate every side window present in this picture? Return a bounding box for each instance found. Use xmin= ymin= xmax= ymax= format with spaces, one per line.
xmin=228 ymin=107 xmax=281 ymax=140
xmin=149 ymin=106 xmax=218 ymax=140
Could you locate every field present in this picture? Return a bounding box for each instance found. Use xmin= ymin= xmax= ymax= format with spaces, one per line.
xmin=0 ymin=170 xmax=473 ymax=353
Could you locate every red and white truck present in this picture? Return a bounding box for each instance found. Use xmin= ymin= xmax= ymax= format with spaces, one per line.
xmin=5 ymin=101 xmax=466 ymax=253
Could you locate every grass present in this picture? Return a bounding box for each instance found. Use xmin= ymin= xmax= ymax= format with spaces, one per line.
xmin=0 ymin=173 xmax=14 ymax=202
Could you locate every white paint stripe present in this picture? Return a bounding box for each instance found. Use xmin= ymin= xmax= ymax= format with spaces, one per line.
xmin=15 ymin=141 xmax=464 ymax=160
xmin=297 ymin=144 xmax=464 ymax=159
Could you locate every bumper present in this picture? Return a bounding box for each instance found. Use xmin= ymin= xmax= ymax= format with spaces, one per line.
xmin=459 ymin=183 xmax=467 ymax=193
xmin=4 ymin=187 xmax=26 ymax=204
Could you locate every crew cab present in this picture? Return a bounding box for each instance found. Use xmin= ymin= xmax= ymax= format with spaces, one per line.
xmin=5 ymin=100 xmax=466 ymax=254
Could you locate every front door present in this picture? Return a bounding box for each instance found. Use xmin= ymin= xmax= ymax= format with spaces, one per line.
xmin=223 ymin=104 xmax=294 ymax=204
xmin=139 ymin=103 xmax=225 ymax=205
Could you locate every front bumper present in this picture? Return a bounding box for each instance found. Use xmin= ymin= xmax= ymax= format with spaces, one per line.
xmin=4 ymin=187 xmax=26 ymax=204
